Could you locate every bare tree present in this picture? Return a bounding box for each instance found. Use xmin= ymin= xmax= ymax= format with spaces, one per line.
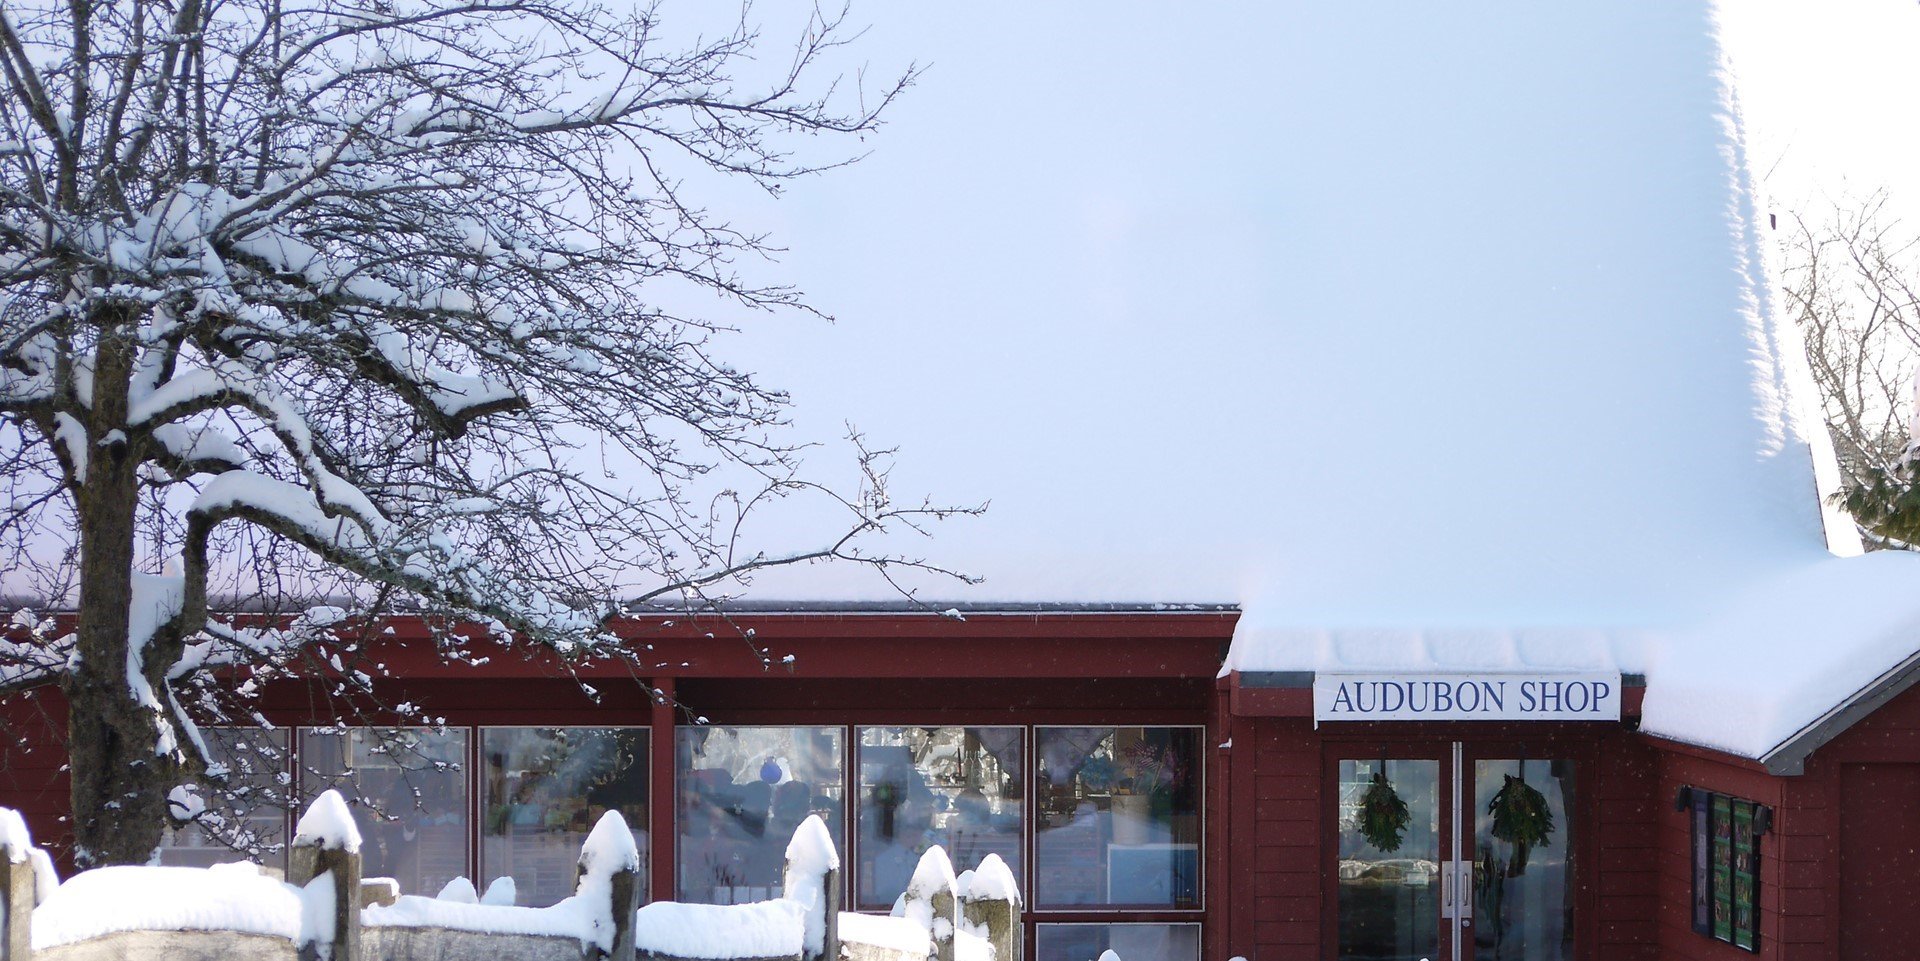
xmin=0 ymin=0 xmax=973 ymax=866
xmin=1780 ymin=191 xmax=1920 ymax=547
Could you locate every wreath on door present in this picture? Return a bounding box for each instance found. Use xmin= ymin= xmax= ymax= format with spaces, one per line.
xmin=1358 ymin=769 xmax=1412 ymax=852
xmin=1487 ymin=766 xmax=1554 ymax=876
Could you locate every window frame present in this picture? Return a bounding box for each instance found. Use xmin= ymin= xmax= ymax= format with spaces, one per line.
xmin=673 ymin=722 xmax=851 ymax=905
xmin=850 ymin=724 xmax=1028 ymax=912
xmin=1028 ymin=724 xmax=1207 ymax=916
xmin=477 ymin=724 xmax=653 ymax=905
xmin=1685 ymin=785 xmax=1765 ymax=954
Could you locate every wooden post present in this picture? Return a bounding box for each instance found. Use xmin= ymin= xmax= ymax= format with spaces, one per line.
xmin=289 ymin=792 xmax=363 ymax=961
xmin=288 ymin=842 xmax=360 ymax=961
xmin=782 ymin=817 xmax=841 ymax=961
xmin=961 ymin=889 xmax=1020 ymax=961
xmin=608 ymin=863 xmax=639 ymax=961
xmin=904 ymin=847 xmax=958 ymax=961
xmin=1 ymin=855 xmax=32 ymax=961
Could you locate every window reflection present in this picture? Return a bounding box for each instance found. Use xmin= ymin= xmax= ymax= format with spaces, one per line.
xmin=481 ymin=728 xmax=649 ymax=907
xmin=856 ymin=726 xmax=1023 ymax=909
xmin=1035 ymin=923 xmax=1201 ymax=961
xmin=299 ymin=727 xmax=469 ymax=895
xmin=1035 ymin=727 xmax=1202 ymax=909
xmin=158 ymin=728 xmax=291 ymax=870
xmin=677 ymin=726 xmax=844 ymax=904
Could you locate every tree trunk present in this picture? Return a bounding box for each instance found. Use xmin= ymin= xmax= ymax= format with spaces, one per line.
xmin=64 ymin=311 xmax=176 ymax=867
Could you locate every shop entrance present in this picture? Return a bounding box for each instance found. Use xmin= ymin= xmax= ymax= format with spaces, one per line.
xmin=1332 ymin=742 xmax=1577 ymax=961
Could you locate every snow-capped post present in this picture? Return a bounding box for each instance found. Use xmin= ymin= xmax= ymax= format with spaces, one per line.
xmin=959 ymin=855 xmax=1023 ymax=961
xmin=903 ymin=847 xmax=959 ymax=961
xmin=577 ymin=811 xmax=641 ymax=961
xmin=783 ymin=815 xmax=842 ymax=961
xmin=289 ymin=790 xmax=363 ymax=961
xmin=0 ymin=807 xmax=36 ymax=961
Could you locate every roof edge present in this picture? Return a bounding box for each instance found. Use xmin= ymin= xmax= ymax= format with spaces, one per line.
xmin=1758 ymin=645 xmax=1920 ymax=775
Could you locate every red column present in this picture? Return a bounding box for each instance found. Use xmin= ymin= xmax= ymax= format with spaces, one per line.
xmin=650 ymin=677 xmax=676 ymax=904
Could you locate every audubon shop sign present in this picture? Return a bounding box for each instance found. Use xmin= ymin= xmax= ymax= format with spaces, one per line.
xmin=1312 ymin=672 xmax=1621 ymax=723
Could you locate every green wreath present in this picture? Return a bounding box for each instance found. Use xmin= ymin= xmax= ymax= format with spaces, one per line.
xmin=1359 ymin=770 xmax=1412 ymax=852
xmin=1487 ymin=772 xmax=1554 ymax=876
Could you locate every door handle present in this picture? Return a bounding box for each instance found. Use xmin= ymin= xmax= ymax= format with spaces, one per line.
xmin=1457 ymin=861 xmax=1473 ymax=927
xmin=1441 ymin=864 xmax=1455 ymax=918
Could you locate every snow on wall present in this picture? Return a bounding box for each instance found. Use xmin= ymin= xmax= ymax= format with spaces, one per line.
xmin=632 ymin=898 xmax=807 ymax=960
xmin=30 ymin=863 xmax=301 ymax=950
xmin=837 ymin=913 xmax=930 ymax=957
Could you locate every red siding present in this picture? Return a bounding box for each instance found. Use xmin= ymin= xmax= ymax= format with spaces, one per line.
xmin=0 ymin=686 xmax=74 ymax=864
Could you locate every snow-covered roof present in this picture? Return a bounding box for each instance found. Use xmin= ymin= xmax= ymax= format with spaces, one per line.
xmin=716 ymin=2 xmax=1920 ymax=762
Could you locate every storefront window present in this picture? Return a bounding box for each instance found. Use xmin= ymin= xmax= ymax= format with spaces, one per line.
xmin=1034 ymin=727 xmax=1202 ymax=909
xmin=481 ymin=727 xmax=649 ymax=907
xmin=1035 ymin=923 xmax=1201 ymax=961
xmin=157 ymin=727 xmax=291 ymax=870
xmin=856 ymin=726 xmax=1024 ymax=909
xmin=677 ymin=725 xmax=845 ymax=903
xmin=299 ymin=727 xmax=469 ymax=896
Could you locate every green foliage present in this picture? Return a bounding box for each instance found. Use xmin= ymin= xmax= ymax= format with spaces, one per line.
xmin=1840 ymin=459 xmax=1920 ymax=546
xmin=1487 ymin=774 xmax=1555 ymax=876
xmin=1358 ymin=770 xmax=1411 ymax=853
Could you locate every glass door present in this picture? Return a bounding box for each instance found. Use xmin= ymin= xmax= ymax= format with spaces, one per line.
xmin=1463 ymin=748 xmax=1577 ymax=961
xmin=1333 ymin=744 xmax=1579 ymax=961
xmin=1333 ymin=752 xmax=1447 ymax=961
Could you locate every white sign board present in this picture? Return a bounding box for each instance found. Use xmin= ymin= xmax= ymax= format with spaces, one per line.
xmin=1312 ymin=673 xmax=1622 ymax=724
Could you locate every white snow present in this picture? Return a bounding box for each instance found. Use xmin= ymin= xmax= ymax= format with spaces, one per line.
xmin=632 ymin=899 xmax=807 ymax=960
xmin=838 ymin=912 xmax=931 ymax=956
xmin=902 ymin=847 xmax=956 ymax=941
xmin=955 ymin=929 xmax=994 ymax=961
xmin=481 ymin=875 xmax=517 ymax=906
xmin=362 ymin=892 xmax=602 ymax=943
xmin=292 ymin=789 xmax=362 ymax=852
xmin=30 ymin=863 xmax=301 ymax=949
xmin=1640 ymin=551 xmax=1920 ymax=760
xmin=957 ymin=854 xmax=1020 ymax=908
xmin=1221 ymin=627 xmax=1651 ymax=677
xmin=0 ymin=807 xmax=32 ymax=864
xmin=435 ymin=876 xmax=479 ymax=903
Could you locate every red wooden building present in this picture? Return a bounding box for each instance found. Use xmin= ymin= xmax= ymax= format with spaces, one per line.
xmin=9 ymin=594 xmax=1920 ymax=961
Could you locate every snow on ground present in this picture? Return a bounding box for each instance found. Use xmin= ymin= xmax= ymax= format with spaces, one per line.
xmin=30 ymin=863 xmax=301 ymax=949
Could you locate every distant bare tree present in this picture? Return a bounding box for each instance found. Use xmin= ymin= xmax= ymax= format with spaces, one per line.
xmin=1780 ymin=191 xmax=1920 ymax=546
xmin=0 ymin=0 xmax=975 ymax=867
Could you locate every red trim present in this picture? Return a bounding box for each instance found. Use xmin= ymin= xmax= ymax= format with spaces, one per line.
xmin=1638 ymin=733 xmax=1774 ymax=774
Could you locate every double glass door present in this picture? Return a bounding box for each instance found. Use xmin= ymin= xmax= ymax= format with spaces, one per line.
xmin=1333 ymin=742 xmax=1577 ymax=961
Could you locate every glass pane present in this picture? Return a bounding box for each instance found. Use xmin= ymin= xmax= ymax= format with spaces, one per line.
xmin=1336 ymin=758 xmax=1439 ymax=961
xmin=299 ymin=727 xmax=469 ymax=896
xmin=1034 ymin=727 xmax=1202 ymax=909
xmin=677 ymin=726 xmax=845 ymax=904
xmin=856 ymin=726 xmax=1023 ymax=909
xmin=1472 ymin=759 xmax=1574 ymax=961
xmin=158 ymin=728 xmax=292 ymax=870
xmin=1034 ymin=924 xmax=1201 ymax=961
xmin=481 ymin=728 xmax=649 ymax=907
